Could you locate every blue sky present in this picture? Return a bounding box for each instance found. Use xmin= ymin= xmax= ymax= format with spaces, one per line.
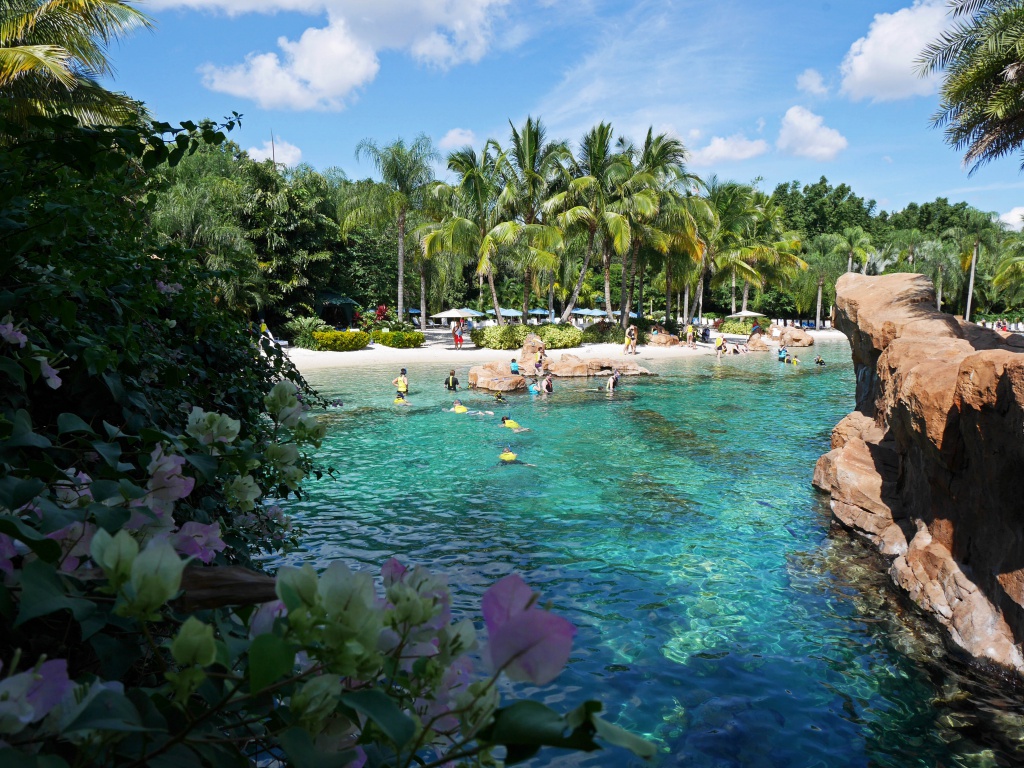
xmin=107 ymin=0 xmax=1024 ymax=227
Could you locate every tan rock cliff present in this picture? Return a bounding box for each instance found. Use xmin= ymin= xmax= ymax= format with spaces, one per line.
xmin=814 ymin=272 xmax=1024 ymax=674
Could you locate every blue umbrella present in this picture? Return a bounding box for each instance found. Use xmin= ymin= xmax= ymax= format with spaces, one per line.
xmin=486 ymin=308 xmax=524 ymax=317
xmin=528 ymin=308 xmax=550 ymax=316
xmin=458 ymin=307 xmax=485 ymax=317
xmin=612 ymin=310 xmax=638 ymax=318
xmin=407 ymin=308 xmax=421 ymax=314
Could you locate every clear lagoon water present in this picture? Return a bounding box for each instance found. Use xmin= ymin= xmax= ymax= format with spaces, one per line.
xmin=277 ymin=342 xmax=1024 ymax=767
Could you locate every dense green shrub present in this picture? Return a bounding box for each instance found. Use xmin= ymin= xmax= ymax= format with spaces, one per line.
xmin=469 ymin=324 xmax=530 ymax=349
xmin=719 ymin=319 xmax=757 ymax=334
xmin=283 ymin=316 xmax=331 ymax=348
xmin=372 ymin=330 xmax=425 ymax=348
xmin=312 ymin=330 xmax=371 ymax=351
xmin=536 ymin=323 xmax=583 ymax=348
xmin=582 ymin=321 xmax=626 ymax=344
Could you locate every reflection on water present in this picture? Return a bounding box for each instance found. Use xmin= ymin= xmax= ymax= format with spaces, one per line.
xmin=276 ymin=343 xmax=1024 ymax=767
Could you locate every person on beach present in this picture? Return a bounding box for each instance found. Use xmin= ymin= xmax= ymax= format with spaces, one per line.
xmin=444 ymin=370 xmax=460 ymax=391
xmin=623 ymin=325 xmax=638 ymax=355
xmin=392 ymin=368 xmax=409 ymax=396
xmin=454 ymin=320 xmax=464 ymax=350
xmin=715 ymin=334 xmax=725 ymax=359
xmin=685 ymin=324 xmax=694 ymax=348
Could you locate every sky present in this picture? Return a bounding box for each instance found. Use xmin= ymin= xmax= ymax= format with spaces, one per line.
xmin=105 ymin=0 xmax=1024 ymax=228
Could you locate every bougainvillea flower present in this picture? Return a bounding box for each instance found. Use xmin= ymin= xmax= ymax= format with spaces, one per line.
xmin=0 ymin=659 xmax=72 ymax=735
xmin=172 ymin=522 xmax=226 ymax=564
xmin=482 ymin=574 xmax=575 ymax=685
xmin=146 ymin=445 xmax=195 ymax=501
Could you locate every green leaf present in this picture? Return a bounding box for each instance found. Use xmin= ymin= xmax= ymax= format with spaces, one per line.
xmin=340 ymin=689 xmax=416 ymax=749
xmin=89 ymin=503 xmax=131 ymax=534
xmin=16 ymin=559 xmax=94 ymax=626
xmin=0 ymin=514 xmax=60 ymax=561
xmin=57 ymin=413 xmax=95 ymax=435
xmin=185 ymin=453 xmax=219 ymax=482
xmin=88 ymin=479 xmax=122 ymax=504
xmin=7 ymin=410 xmax=51 ymax=449
xmin=248 ymin=634 xmax=294 ymax=693
xmin=0 ymin=748 xmax=70 ymax=768
xmin=482 ymin=701 xmax=601 ymax=764
xmin=279 ymin=728 xmax=356 ymax=768
xmin=91 ymin=440 xmax=122 ymax=469
xmin=64 ymin=689 xmax=148 ymax=733
xmin=0 ymin=357 xmax=25 ymax=388
xmin=592 ymin=715 xmax=657 ymax=759
xmin=0 ymin=476 xmax=45 ymax=510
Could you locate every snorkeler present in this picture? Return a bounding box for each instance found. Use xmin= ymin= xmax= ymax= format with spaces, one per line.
xmin=394 ymin=392 xmax=411 ymax=406
xmin=501 ymin=415 xmax=530 ymax=433
xmin=814 ymin=355 xmax=826 ymax=366
xmin=494 ymin=391 xmax=507 ymax=405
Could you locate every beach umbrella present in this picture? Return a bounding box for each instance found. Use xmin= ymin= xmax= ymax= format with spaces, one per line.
xmin=726 ymin=310 xmax=767 ymax=319
xmin=612 ymin=310 xmax=638 ymax=318
xmin=571 ymin=308 xmax=590 ymax=315
xmin=528 ymin=308 xmax=550 ymax=316
xmin=458 ymin=307 xmax=485 ymax=317
xmin=407 ymin=308 xmax=421 ymax=314
xmin=486 ymin=308 xmax=524 ymax=317
xmin=431 ymin=308 xmax=475 ymax=319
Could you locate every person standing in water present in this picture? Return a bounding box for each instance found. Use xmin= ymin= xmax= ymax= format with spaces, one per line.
xmin=606 ymin=369 xmax=620 ymax=392
xmin=542 ymin=374 xmax=554 ymax=394
xmin=444 ymin=369 xmax=460 ymax=392
xmin=392 ymin=368 xmax=409 ymax=397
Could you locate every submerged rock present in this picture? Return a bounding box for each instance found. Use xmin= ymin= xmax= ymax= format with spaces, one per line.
xmin=815 ymin=272 xmax=1024 ymax=676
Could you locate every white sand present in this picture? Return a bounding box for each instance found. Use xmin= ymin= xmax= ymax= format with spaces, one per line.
xmin=282 ymin=328 xmax=849 ymax=374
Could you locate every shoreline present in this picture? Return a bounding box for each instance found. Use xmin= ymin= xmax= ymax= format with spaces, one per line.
xmin=283 ymin=329 xmax=849 ymax=373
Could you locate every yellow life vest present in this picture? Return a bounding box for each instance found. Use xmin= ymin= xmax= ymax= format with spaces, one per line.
xmin=454 ymin=405 xmax=468 ymax=413
xmin=396 ymin=377 xmax=408 ymax=393
xmin=503 ymin=419 xmax=520 ymax=429
xmin=500 ymin=450 xmax=517 ymax=462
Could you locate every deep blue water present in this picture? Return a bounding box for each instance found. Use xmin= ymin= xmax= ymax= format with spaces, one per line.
xmin=277 ymin=342 xmax=1024 ymax=767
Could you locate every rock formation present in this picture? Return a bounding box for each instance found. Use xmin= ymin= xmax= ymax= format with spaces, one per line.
xmin=518 ymin=334 xmax=547 ymax=369
xmin=746 ymin=333 xmax=769 ymax=352
xmin=769 ymin=325 xmax=814 ymax=347
xmin=546 ymin=354 xmax=652 ymax=378
xmin=647 ymin=333 xmax=680 ymax=347
xmin=813 ymin=272 xmax=1024 ymax=675
xmin=467 ymin=361 xmax=526 ymax=392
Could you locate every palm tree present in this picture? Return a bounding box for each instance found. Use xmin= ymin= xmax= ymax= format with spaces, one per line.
xmin=891 ymin=228 xmax=928 ymax=267
xmin=919 ymin=0 xmax=1024 ymax=172
xmin=994 ymin=231 xmax=1024 ymax=295
xmin=344 ymin=135 xmax=438 ymax=321
xmin=0 ymin=0 xmax=150 ymax=126
xmin=547 ymin=123 xmax=631 ymax=323
xmin=798 ymin=236 xmax=846 ymax=329
xmin=493 ymin=117 xmax=568 ymax=320
xmin=917 ymin=240 xmax=965 ymax=312
xmin=829 ymin=226 xmax=872 ymax=273
xmin=734 ymin=193 xmax=804 ymax=312
xmin=943 ymin=209 xmax=1003 ymax=321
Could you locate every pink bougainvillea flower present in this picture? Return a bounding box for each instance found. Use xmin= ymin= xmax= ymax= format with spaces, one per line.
xmin=482 ymin=573 xmax=575 ymax=686
xmin=172 ymin=522 xmax=226 ymax=564
xmin=47 ymin=521 xmax=97 ymax=573
xmin=250 ymin=599 xmax=287 ymax=637
xmin=34 ymin=357 xmax=61 ymax=389
xmin=146 ymin=445 xmax=195 ymax=501
xmin=0 ymin=321 xmax=27 ymax=348
xmin=381 ymin=557 xmax=407 ymax=587
xmin=0 ymin=658 xmax=72 ymax=735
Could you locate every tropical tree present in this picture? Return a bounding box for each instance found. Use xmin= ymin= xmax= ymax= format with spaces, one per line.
xmin=994 ymin=231 xmax=1024 ymax=295
xmin=919 ymin=0 xmax=1024 ymax=172
xmin=829 ymin=225 xmax=873 ymax=273
xmin=493 ymin=117 xmax=569 ymax=319
xmin=735 ymin=193 xmax=804 ymax=312
xmin=344 ymin=135 xmax=438 ymax=320
xmin=891 ymin=228 xmax=929 ymax=267
xmin=797 ymin=236 xmax=846 ymax=329
xmin=0 ymin=0 xmax=149 ymax=126
xmin=944 ymin=209 xmax=1003 ymax=321
xmin=702 ymin=178 xmax=758 ymax=316
xmin=547 ymin=123 xmax=631 ymax=323
xmin=917 ymin=240 xmax=965 ymax=312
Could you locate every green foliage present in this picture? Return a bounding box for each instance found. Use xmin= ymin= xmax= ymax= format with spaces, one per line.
xmin=284 ymin=317 xmax=332 ymax=349
xmin=470 ymin=324 xmax=530 ymax=350
xmin=581 ymin=321 xmax=626 ymax=344
xmin=371 ymin=330 xmax=424 ymax=348
xmin=535 ymin=324 xmax=583 ymax=349
xmin=719 ymin=319 xmax=757 ymax=334
xmin=311 ymin=330 xmax=370 ymax=351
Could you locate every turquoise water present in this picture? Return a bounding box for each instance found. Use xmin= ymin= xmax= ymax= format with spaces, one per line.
xmin=279 ymin=343 xmax=1024 ymax=767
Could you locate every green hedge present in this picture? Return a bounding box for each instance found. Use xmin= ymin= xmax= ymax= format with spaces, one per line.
xmin=582 ymin=321 xmax=626 ymax=344
xmin=282 ymin=316 xmax=331 ymax=349
xmin=719 ymin=319 xmax=757 ymax=334
xmin=372 ymin=330 xmax=425 ymax=348
xmin=469 ymin=323 xmax=583 ymax=350
xmin=312 ymin=330 xmax=370 ymax=351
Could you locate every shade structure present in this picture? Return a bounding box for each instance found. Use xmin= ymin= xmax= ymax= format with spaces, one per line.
xmin=407 ymin=308 xmax=421 ymax=314
xmin=726 ymin=310 xmax=767 ymax=319
xmin=612 ymin=310 xmax=638 ymax=318
xmin=431 ymin=308 xmax=476 ymax=319
xmin=486 ymin=308 xmax=523 ymax=317
xmin=458 ymin=307 xmax=485 ymax=317
xmin=528 ymin=308 xmax=550 ymax=316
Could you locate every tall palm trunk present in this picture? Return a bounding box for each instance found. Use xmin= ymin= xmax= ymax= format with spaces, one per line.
xmin=965 ymin=240 xmax=979 ymax=322
xmin=623 ymin=242 xmax=640 ymax=327
xmin=815 ymin=276 xmax=824 ymax=330
xmin=847 ymin=251 xmax=853 ymax=273
xmin=548 ymin=274 xmax=555 ymax=319
xmin=936 ymin=266 xmax=944 ymax=311
xmin=730 ymin=270 xmax=736 ymax=314
xmin=665 ymin=259 xmax=673 ymax=323
xmin=396 ymin=209 xmax=407 ymax=317
xmin=697 ymin=276 xmax=704 ymax=323
xmin=683 ymin=283 xmax=690 ymax=326
xmin=522 ymin=267 xmax=532 ymax=322
xmin=419 ymin=259 xmax=427 ymax=331
xmin=486 ymin=265 xmax=503 ymax=326
xmin=619 ymin=246 xmax=630 ymax=321
xmin=636 ymin=253 xmax=646 ymax=322
xmin=741 ymin=281 xmax=750 ymax=312
xmin=559 ymin=228 xmax=597 ymax=323
xmin=603 ymin=247 xmax=614 ymax=322
xmin=676 ymin=292 xmax=681 ymax=322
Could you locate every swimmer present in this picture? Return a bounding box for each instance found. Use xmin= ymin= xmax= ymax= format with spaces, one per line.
xmin=814 ymin=355 xmax=826 ymax=366
xmin=328 ymin=398 xmax=344 ymax=407
xmin=542 ymin=374 xmax=554 ymax=394
xmin=394 ymin=392 xmax=411 ymax=406
xmin=444 ymin=369 xmax=460 ymax=392
xmin=792 ymin=355 xmax=800 ymax=365
xmin=501 ymin=415 xmax=530 ymax=433
xmin=494 ymin=391 xmax=507 ymax=405
xmin=392 ymin=368 xmax=409 ymax=397
xmin=606 ymin=368 xmax=621 ymax=393
xmin=777 ymin=346 xmax=787 ymax=362
xmin=527 ymin=378 xmax=540 ymax=395
xmin=498 ymin=445 xmax=535 ymax=466
xmin=449 ymin=399 xmax=469 ymax=414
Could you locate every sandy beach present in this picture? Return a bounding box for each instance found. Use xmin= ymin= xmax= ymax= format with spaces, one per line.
xmin=283 ymin=328 xmax=848 ymax=373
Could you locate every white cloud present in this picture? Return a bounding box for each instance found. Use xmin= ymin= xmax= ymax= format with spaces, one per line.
xmin=755 ymin=117 xmax=765 ymax=133
xmin=796 ymin=68 xmax=828 ymax=96
xmin=776 ymin=106 xmax=848 ymax=161
xmin=689 ymin=134 xmax=769 ymax=167
xmin=438 ymin=128 xmax=477 ymax=150
xmin=248 ymin=137 xmax=303 ymax=166
xmin=1000 ymin=207 xmax=1024 ymax=231
xmin=162 ymin=0 xmax=511 ymax=110
xmin=840 ymin=0 xmax=949 ymax=102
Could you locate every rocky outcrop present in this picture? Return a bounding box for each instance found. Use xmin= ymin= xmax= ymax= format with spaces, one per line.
xmin=747 ymin=333 xmax=769 ymax=352
xmin=468 ymin=361 xmax=526 ymax=392
xmin=546 ymin=354 xmax=652 ymax=378
xmin=813 ymin=272 xmax=1024 ymax=674
xmin=518 ymin=334 xmax=547 ymax=370
xmin=770 ymin=325 xmax=815 ymax=347
xmin=647 ymin=333 xmax=680 ymax=347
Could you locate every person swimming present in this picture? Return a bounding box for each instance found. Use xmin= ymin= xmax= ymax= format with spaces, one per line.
xmin=606 ymin=369 xmax=621 ymax=392
xmin=501 ymin=415 xmax=530 ymax=433
xmin=542 ymin=374 xmax=554 ymax=394
xmin=814 ymin=355 xmax=826 ymax=366
xmin=450 ymin=399 xmax=468 ymax=413
xmin=527 ymin=378 xmax=540 ymax=395
xmin=494 ymin=391 xmax=507 ymax=404
xmin=394 ymin=392 xmax=411 ymax=406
